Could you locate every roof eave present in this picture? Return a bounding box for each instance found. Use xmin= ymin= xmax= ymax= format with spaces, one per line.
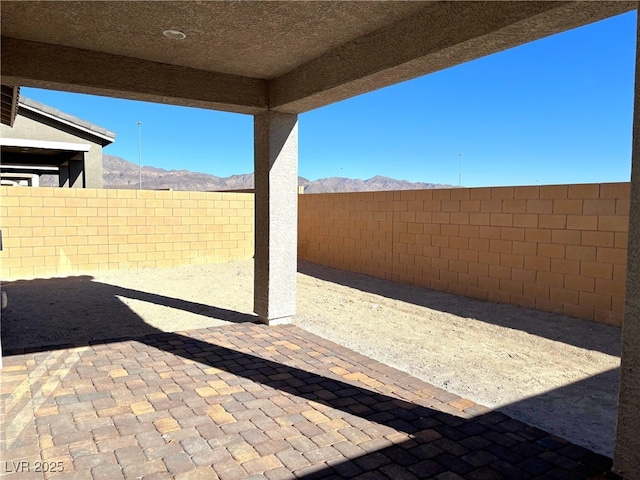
xmin=0 ymin=85 xmax=20 ymax=127
xmin=18 ymin=100 xmax=116 ymax=146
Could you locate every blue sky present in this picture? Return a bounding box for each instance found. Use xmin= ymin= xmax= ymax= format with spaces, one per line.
xmin=22 ymin=10 xmax=636 ymax=187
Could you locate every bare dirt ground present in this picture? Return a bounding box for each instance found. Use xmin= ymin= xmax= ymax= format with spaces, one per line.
xmin=1 ymin=259 xmax=621 ymax=457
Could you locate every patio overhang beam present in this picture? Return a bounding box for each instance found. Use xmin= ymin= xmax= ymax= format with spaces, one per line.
xmin=269 ymin=1 xmax=636 ymax=114
xmin=0 ymin=138 xmax=91 ymax=152
xmin=0 ymin=36 xmax=269 ymax=116
xmin=0 ymin=153 xmax=80 ymax=166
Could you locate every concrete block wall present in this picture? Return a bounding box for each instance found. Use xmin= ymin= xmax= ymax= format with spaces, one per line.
xmin=0 ymin=187 xmax=254 ymax=280
xmin=298 ymin=183 xmax=630 ymax=326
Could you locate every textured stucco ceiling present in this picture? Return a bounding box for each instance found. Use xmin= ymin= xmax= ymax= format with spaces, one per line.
xmin=1 ymin=1 xmax=636 ymax=115
xmin=0 ymin=1 xmax=430 ymax=79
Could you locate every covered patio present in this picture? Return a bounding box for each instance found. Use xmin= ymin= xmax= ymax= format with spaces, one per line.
xmin=3 ymin=323 xmax=612 ymax=480
xmin=0 ymin=258 xmax=619 ymax=479
xmin=1 ymin=1 xmax=639 ymax=477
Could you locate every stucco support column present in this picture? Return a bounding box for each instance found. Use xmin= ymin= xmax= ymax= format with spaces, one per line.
xmin=85 ymin=149 xmax=104 ymax=188
xmin=253 ymin=112 xmax=298 ymax=325
xmin=614 ymin=10 xmax=640 ymax=480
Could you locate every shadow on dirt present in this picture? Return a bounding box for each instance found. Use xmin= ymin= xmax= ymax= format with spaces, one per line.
xmin=298 ymin=260 xmax=621 ymax=357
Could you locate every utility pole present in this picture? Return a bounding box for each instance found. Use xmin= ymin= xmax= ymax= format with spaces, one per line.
xmin=137 ymin=121 xmax=143 ymax=190
xmin=458 ymin=153 xmax=462 ymax=188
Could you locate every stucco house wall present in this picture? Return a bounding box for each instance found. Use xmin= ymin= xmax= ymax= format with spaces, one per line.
xmin=0 ymin=99 xmax=114 ymax=188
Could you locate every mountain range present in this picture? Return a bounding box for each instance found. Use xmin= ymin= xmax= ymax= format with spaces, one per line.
xmin=44 ymin=155 xmax=454 ymax=192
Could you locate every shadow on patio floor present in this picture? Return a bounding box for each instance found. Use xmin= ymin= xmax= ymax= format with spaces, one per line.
xmin=0 ymin=275 xmax=258 ymax=352
xmin=1 ymin=274 xmax=621 ymax=479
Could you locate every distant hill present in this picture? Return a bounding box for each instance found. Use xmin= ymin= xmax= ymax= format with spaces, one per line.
xmin=299 ymin=175 xmax=450 ymax=193
xmin=43 ymin=155 xmax=454 ymax=192
xmin=102 ymin=155 xmax=231 ymax=191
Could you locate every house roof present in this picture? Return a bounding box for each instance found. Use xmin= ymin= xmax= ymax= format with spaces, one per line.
xmin=18 ymin=96 xmax=116 ymax=145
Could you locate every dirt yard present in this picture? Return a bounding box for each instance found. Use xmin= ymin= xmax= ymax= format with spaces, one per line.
xmin=1 ymin=259 xmax=621 ymax=457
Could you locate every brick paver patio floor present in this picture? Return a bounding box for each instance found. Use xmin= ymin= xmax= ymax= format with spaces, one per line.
xmin=1 ymin=323 xmax=616 ymax=480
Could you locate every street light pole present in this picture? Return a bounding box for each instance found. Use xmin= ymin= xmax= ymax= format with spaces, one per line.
xmin=136 ymin=121 xmax=143 ymax=190
xmin=458 ymin=153 xmax=462 ymax=188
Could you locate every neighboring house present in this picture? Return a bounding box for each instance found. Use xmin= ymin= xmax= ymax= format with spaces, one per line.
xmin=0 ymin=95 xmax=115 ymax=188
